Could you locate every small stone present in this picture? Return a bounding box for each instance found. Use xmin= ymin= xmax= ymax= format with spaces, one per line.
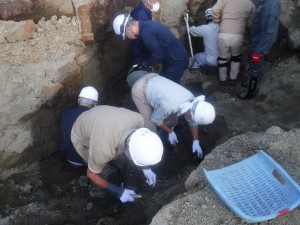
xmin=201 ymin=204 xmax=207 ymax=209
xmin=78 ymin=175 xmax=89 ymax=187
xmin=86 ymin=202 xmax=93 ymax=211
xmin=112 ymin=205 xmax=121 ymax=214
xmin=265 ymin=126 xmax=283 ymax=135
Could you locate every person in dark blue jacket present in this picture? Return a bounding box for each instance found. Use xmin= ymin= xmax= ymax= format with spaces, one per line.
xmin=130 ymin=1 xmax=155 ymax=65
xmin=131 ymin=0 xmax=159 ymax=21
xmin=59 ymin=86 xmax=98 ymax=167
xmin=238 ymin=0 xmax=281 ymax=99
xmin=113 ymin=14 xmax=189 ymax=83
xmin=130 ymin=1 xmax=160 ymax=65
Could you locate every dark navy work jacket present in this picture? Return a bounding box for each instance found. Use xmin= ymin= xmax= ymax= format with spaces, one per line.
xmin=130 ymin=2 xmax=152 ymax=64
xmin=131 ymin=2 xmax=152 ymax=21
xmin=59 ymin=106 xmax=89 ymax=164
xmin=251 ymin=0 xmax=281 ymax=55
xmin=139 ymin=20 xmax=189 ymax=67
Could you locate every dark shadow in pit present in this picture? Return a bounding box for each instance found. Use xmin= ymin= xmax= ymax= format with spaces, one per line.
xmin=34 ymin=83 xmax=225 ymax=225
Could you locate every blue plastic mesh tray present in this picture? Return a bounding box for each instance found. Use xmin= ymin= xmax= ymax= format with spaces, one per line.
xmin=204 ymin=150 xmax=300 ymax=223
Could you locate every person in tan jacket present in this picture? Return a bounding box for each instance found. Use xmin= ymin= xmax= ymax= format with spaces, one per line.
xmin=71 ymin=105 xmax=163 ymax=203
xmin=212 ymin=0 xmax=255 ymax=85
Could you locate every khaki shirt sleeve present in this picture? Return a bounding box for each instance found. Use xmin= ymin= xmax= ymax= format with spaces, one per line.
xmin=212 ymin=0 xmax=224 ymax=23
xmin=71 ymin=126 xmax=89 ymax=164
xmin=87 ymin=146 xmax=107 ymax=173
xmin=71 ymin=140 xmax=89 ymax=164
xmin=87 ymin=133 xmax=116 ymax=174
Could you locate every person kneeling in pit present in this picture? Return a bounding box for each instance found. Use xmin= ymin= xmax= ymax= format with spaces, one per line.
xmin=71 ymin=105 xmax=163 ymax=203
xmin=189 ymin=8 xmax=219 ymax=70
xmin=59 ymin=86 xmax=98 ymax=167
xmin=127 ymin=70 xmax=216 ymax=159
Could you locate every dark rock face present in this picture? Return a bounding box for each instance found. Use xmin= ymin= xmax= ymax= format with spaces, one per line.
xmin=0 ymin=0 xmax=33 ymax=21
xmin=1 ymin=0 xmax=54 ymax=22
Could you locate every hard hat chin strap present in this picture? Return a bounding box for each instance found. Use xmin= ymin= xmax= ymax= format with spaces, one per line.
xmin=124 ymin=130 xmax=136 ymax=150
xmin=124 ymin=150 xmax=132 ymax=160
xmin=120 ymin=14 xmax=130 ymax=38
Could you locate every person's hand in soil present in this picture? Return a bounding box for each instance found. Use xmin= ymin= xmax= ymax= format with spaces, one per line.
xmin=120 ymin=189 xmax=136 ymax=202
xmin=143 ymin=168 xmax=157 ymax=187
xmin=168 ymin=131 xmax=179 ymax=146
xmin=192 ymin=140 xmax=203 ymax=158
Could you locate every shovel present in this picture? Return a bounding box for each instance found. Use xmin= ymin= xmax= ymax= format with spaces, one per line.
xmin=184 ymin=12 xmax=194 ymax=68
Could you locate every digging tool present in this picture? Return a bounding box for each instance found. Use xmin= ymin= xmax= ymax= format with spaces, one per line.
xmin=184 ymin=12 xmax=194 ymax=68
xmin=131 ymin=193 xmax=142 ymax=199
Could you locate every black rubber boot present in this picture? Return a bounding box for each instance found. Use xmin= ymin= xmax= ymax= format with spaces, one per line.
xmin=237 ymin=77 xmax=259 ymax=100
xmin=241 ymin=80 xmax=248 ymax=87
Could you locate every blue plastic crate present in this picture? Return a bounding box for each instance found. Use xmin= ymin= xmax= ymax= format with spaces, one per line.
xmin=204 ymin=150 xmax=300 ymax=223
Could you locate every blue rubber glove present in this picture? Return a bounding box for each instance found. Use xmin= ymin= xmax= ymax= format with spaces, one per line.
xmin=192 ymin=140 xmax=203 ymax=158
xmin=168 ymin=131 xmax=179 ymax=145
xmin=106 ymin=183 xmax=135 ymax=203
xmin=120 ymin=189 xmax=135 ymax=203
xmin=143 ymin=168 xmax=157 ymax=187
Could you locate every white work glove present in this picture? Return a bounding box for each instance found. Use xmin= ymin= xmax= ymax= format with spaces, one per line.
xmin=192 ymin=140 xmax=203 ymax=158
xmin=142 ymin=168 xmax=157 ymax=187
xmin=168 ymin=131 xmax=179 ymax=145
xmin=119 ymin=189 xmax=135 ymax=203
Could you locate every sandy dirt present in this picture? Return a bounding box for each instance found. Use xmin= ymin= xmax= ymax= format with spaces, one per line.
xmin=0 ymin=18 xmax=299 ymax=224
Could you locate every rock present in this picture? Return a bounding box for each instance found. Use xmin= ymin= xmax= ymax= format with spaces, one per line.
xmin=288 ymin=28 xmax=300 ymax=50
xmin=18 ymin=183 xmax=33 ymax=193
xmin=1 ymin=20 xmax=35 ymax=43
xmin=72 ymin=0 xmax=95 ymax=43
xmin=265 ymin=126 xmax=284 ymax=135
xmin=78 ymin=175 xmax=89 ymax=187
xmin=59 ymin=0 xmax=74 ymax=16
xmin=0 ymin=0 xmax=32 ymax=20
xmin=85 ymin=202 xmax=93 ymax=210
xmin=151 ymin=129 xmax=300 ymax=225
xmin=0 ymin=16 xmax=101 ymax=176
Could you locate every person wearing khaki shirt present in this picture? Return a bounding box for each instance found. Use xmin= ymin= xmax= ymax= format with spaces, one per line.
xmin=127 ymin=71 xmax=216 ymax=159
xmin=212 ymin=0 xmax=255 ymax=84
xmin=71 ymin=105 xmax=163 ymax=203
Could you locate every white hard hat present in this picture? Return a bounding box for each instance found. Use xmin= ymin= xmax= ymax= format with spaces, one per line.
xmin=113 ymin=14 xmax=130 ymax=40
xmin=78 ymin=86 xmax=98 ymax=102
xmin=129 ymin=128 xmax=163 ymax=167
xmin=191 ymin=96 xmax=215 ymax=125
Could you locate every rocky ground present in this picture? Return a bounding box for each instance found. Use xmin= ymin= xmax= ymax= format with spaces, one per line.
xmin=152 ymin=127 xmax=300 ymax=225
xmin=0 ymin=6 xmax=300 ymax=224
xmin=0 ymin=44 xmax=299 ymax=224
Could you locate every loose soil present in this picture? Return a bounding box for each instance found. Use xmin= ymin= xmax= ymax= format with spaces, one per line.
xmin=0 ymin=47 xmax=299 ymax=225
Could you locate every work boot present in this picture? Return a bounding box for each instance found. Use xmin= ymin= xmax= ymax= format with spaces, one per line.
xmin=228 ymin=79 xmax=236 ymax=86
xmin=237 ymin=77 xmax=259 ymax=100
xmin=241 ymin=73 xmax=264 ymax=87
xmin=219 ymin=80 xmax=227 ymax=86
xmin=241 ymin=81 xmax=248 ymax=87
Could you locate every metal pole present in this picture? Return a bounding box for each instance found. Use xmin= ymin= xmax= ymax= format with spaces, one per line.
xmin=184 ymin=13 xmax=194 ymax=67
